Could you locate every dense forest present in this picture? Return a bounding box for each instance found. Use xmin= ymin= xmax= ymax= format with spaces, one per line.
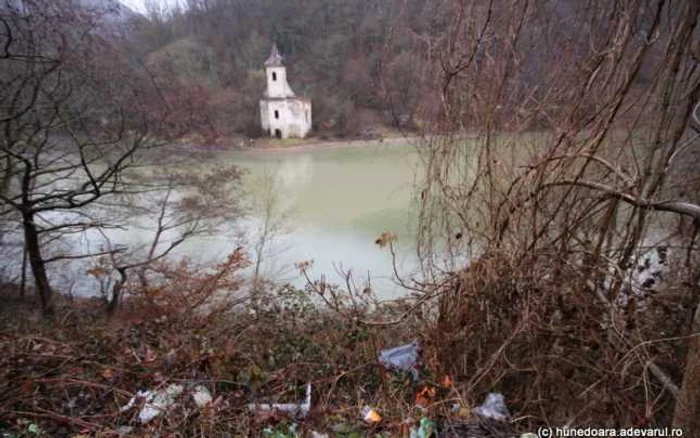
xmin=130 ymin=0 xmax=667 ymax=140
xmin=122 ymin=0 xmax=443 ymax=139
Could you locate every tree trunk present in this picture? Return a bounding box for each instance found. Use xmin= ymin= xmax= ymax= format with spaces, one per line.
xmin=1 ymin=156 xmax=12 ymax=199
xmin=20 ymin=245 xmax=27 ymax=299
xmin=22 ymin=211 xmax=54 ymax=318
xmin=106 ymin=268 xmax=127 ymax=316
xmin=673 ymin=298 xmax=700 ymax=435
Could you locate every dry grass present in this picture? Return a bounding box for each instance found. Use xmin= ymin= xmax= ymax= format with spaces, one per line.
xmin=433 ymin=250 xmax=692 ymax=428
xmin=0 ymin=282 xmax=474 ymax=437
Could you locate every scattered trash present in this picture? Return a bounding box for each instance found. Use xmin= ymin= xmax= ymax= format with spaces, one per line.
xmin=120 ymin=383 xmax=213 ymax=422
xmin=119 ymin=384 xmax=184 ymax=424
xmin=192 ymin=385 xmax=213 ymax=407
xmin=310 ymin=432 xmax=330 ymax=438
xmin=409 ymin=417 xmax=436 ymax=438
xmin=473 ymin=392 xmax=509 ymax=421
xmin=139 ymin=384 xmax=184 ymax=424
xmin=362 ymin=405 xmax=382 ymax=424
xmin=248 ymin=383 xmax=311 ymax=418
xmin=119 ymin=391 xmax=145 ymax=413
xmin=379 ymin=341 xmax=420 ymax=381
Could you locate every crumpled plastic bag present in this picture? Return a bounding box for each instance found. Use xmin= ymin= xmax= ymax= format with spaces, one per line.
xmin=379 ymin=341 xmax=420 ymax=381
xmin=192 ymin=385 xmax=213 ymax=407
xmin=119 ymin=384 xmax=184 ymax=424
xmin=473 ymin=392 xmax=509 ymax=421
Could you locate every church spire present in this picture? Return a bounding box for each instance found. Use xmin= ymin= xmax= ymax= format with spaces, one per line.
xmin=264 ymin=44 xmax=284 ymax=67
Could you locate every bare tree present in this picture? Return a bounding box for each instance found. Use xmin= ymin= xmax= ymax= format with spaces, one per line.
xmin=84 ymin=163 xmax=243 ymax=315
xmin=248 ymin=167 xmax=294 ymax=310
xmin=0 ymin=0 xmax=200 ymax=317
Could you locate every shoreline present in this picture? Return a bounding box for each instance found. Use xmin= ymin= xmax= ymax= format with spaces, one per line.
xmin=240 ymin=135 xmax=420 ymax=154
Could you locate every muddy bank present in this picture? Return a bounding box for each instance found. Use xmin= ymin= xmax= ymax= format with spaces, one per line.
xmin=243 ymin=135 xmax=420 ymax=154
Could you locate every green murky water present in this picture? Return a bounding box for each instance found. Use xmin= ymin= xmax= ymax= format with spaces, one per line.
xmin=200 ymin=142 xmax=422 ymax=298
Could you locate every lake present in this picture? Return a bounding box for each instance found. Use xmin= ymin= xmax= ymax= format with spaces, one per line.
xmin=0 ymin=140 xmax=423 ymax=300
xmin=192 ymin=140 xmax=422 ymax=299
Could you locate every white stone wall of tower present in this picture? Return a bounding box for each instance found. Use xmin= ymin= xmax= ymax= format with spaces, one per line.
xmin=261 ymin=100 xmax=312 ymax=139
xmin=260 ymin=100 xmax=270 ymax=131
xmin=265 ymin=67 xmax=295 ymax=99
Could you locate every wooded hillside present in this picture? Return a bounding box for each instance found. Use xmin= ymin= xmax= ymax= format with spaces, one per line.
xmin=132 ymin=0 xmax=666 ymax=141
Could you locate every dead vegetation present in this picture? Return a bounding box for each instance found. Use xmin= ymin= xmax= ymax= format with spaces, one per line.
xmin=0 ymin=262 xmax=468 ymax=437
xmin=410 ymin=0 xmax=700 ymax=432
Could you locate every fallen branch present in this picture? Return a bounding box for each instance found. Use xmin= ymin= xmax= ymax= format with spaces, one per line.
xmin=543 ymin=179 xmax=700 ymax=221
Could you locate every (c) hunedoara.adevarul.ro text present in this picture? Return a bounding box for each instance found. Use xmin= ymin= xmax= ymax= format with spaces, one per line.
xmin=536 ymin=427 xmax=684 ymax=438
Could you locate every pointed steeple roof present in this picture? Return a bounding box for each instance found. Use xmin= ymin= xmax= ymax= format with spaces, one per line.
xmin=264 ymin=44 xmax=284 ymax=67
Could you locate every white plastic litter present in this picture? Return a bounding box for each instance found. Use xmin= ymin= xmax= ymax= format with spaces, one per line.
xmin=119 ymin=384 xmax=184 ymax=424
xmin=119 ymin=390 xmax=150 ymax=413
xmin=247 ymin=383 xmax=311 ymax=417
xmin=473 ymin=392 xmax=509 ymax=421
xmin=139 ymin=384 xmax=184 ymax=424
xmin=378 ymin=341 xmax=420 ymax=381
xmin=192 ymin=385 xmax=213 ymax=407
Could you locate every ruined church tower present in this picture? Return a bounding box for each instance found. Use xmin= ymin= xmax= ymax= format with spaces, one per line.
xmin=259 ymin=45 xmax=312 ymax=139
